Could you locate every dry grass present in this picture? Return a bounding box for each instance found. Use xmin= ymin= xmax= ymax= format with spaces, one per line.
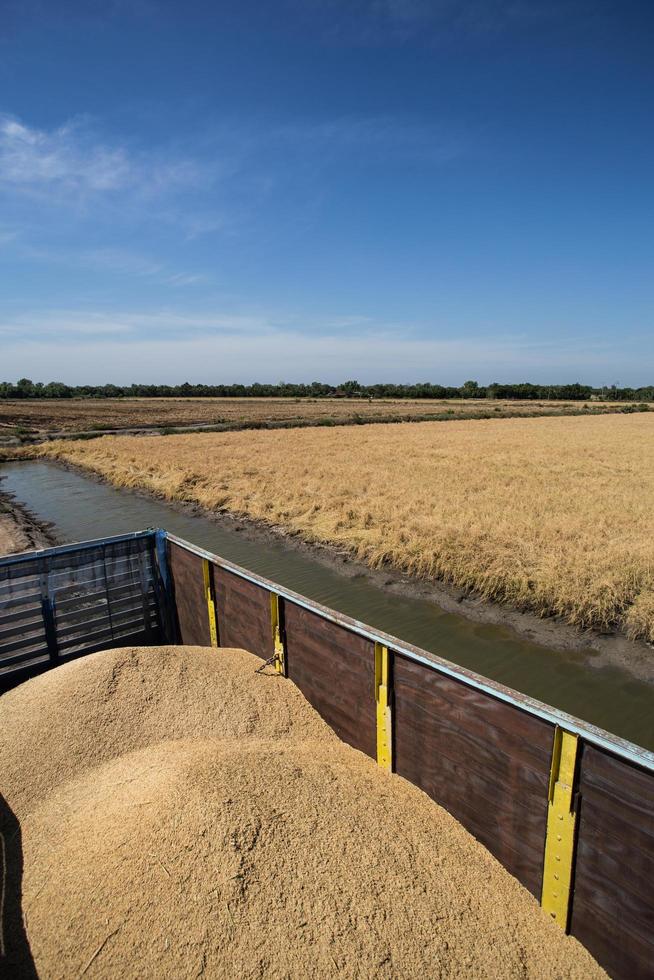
xmin=35 ymin=414 xmax=654 ymax=642
xmin=0 ymin=395 xmax=626 ymax=435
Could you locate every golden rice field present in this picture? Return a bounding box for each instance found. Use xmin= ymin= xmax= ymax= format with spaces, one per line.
xmin=34 ymin=413 xmax=654 ymax=642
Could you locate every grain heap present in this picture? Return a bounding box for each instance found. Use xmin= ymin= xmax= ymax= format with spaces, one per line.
xmin=0 ymin=645 xmax=605 ymax=979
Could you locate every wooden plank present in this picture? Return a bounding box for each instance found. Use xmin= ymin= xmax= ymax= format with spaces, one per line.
xmin=0 ymin=590 xmax=42 ymax=614
xmin=49 ymin=555 xmax=141 ymax=582
xmin=0 ymin=577 xmax=40 ymax=602
xmin=397 ymin=695 xmax=549 ymax=805
xmin=58 ymin=628 xmax=155 ymax=661
xmin=284 ymin=602 xmax=376 ymax=758
xmin=570 ymin=744 xmax=654 ymax=980
xmin=55 ymin=603 xmax=158 ymax=645
xmin=578 ymin=741 xmax=654 ymax=820
xmin=0 ymin=603 xmax=45 ymax=628
xmin=167 ymin=541 xmax=210 ymax=646
xmin=0 ymin=615 xmax=45 ymax=642
xmin=0 ymin=630 xmax=49 ymax=659
xmin=393 ymin=653 xmax=552 ymax=898
xmin=570 ymin=893 xmax=654 ymax=980
xmin=53 ymin=566 xmax=142 ymax=602
xmin=396 ymin=664 xmax=552 ymax=771
xmin=46 ymin=538 xmax=151 ymax=577
xmin=0 ymin=565 xmax=42 ymax=595
xmin=54 ymin=580 xmax=149 ymax=612
xmin=212 ymin=566 xmax=271 ymax=659
xmin=55 ymin=593 xmax=157 ymax=629
xmin=57 ymin=615 xmax=156 ymax=653
xmin=55 ymin=586 xmax=157 ymax=620
xmin=574 ymin=835 xmax=654 ymax=932
xmin=0 ymin=644 xmax=49 ymax=670
xmin=0 ymin=651 xmax=50 ymax=677
xmin=575 ymin=796 xmax=654 ymax=893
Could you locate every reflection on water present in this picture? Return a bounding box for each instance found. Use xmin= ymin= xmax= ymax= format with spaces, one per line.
xmin=2 ymin=460 xmax=653 ymax=749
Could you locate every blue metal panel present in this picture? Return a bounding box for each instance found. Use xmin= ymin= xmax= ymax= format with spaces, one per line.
xmin=0 ymin=529 xmax=157 ymax=569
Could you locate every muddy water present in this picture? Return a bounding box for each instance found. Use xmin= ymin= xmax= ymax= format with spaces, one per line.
xmin=2 ymin=460 xmax=653 ymax=749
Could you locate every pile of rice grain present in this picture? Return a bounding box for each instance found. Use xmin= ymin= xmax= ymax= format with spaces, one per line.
xmin=0 ymin=645 xmax=605 ymax=979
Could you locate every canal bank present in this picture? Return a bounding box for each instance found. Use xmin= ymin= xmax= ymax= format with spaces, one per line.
xmin=1 ymin=458 xmax=653 ymax=749
xmin=0 ymin=484 xmax=54 ymax=556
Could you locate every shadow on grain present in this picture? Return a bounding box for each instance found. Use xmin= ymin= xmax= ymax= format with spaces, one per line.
xmin=1 ymin=793 xmax=38 ymax=979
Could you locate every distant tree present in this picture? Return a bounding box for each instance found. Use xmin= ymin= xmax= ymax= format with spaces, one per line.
xmin=0 ymin=377 xmax=652 ymax=402
xmin=15 ymin=377 xmax=35 ymax=398
xmin=43 ymin=381 xmax=72 ymax=398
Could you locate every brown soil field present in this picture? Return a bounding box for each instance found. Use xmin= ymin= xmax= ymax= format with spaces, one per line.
xmin=0 ymin=645 xmax=604 ymax=978
xmin=0 ymin=395 xmax=628 ymax=437
xmin=34 ymin=413 xmax=654 ymax=644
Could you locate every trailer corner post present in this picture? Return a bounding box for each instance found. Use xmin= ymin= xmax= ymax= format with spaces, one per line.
xmin=541 ymin=727 xmax=580 ymax=930
xmin=153 ymin=528 xmax=176 ymax=644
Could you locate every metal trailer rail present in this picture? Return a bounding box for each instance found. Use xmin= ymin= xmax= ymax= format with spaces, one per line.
xmin=1 ymin=528 xmax=653 ymax=979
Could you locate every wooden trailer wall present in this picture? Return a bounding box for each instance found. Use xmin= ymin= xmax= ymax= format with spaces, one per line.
xmin=166 ymin=533 xmax=654 ymax=980
xmin=1 ymin=530 xmax=652 ymax=979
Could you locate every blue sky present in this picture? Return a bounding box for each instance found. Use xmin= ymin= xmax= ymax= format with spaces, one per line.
xmin=0 ymin=0 xmax=652 ymax=385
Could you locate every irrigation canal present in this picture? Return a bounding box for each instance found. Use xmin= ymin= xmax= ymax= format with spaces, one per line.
xmin=2 ymin=459 xmax=653 ymax=750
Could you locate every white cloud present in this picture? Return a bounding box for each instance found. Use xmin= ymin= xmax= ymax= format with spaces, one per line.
xmin=0 ymin=116 xmax=132 ymax=191
xmin=0 ymin=114 xmax=203 ymax=203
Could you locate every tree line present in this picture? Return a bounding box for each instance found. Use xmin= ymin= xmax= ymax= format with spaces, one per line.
xmin=1 ymin=378 xmax=653 ymax=402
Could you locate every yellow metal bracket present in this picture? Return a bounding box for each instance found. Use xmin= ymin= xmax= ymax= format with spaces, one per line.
xmin=374 ymin=643 xmax=392 ymax=771
xmin=541 ymin=727 xmax=579 ymax=930
xmin=270 ymin=593 xmax=285 ymax=675
xmin=202 ymin=559 xmax=218 ymax=648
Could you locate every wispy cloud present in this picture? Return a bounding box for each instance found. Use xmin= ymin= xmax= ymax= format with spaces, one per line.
xmin=0 ymin=109 xmax=474 ymax=249
xmin=0 ymin=309 xmax=278 ymax=341
xmin=16 ymin=243 xmax=207 ymax=288
xmin=0 ymin=114 xmax=203 ymax=204
xmin=0 ymin=116 xmax=132 ymax=192
xmin=267 ymin=116 xmax=470 ymax=165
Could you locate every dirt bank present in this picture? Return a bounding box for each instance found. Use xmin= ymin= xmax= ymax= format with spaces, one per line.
xmin=0 ymin=645 xmax=604 ymax=979
xmin=0 ymin=486 xmax=55 ymax=556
